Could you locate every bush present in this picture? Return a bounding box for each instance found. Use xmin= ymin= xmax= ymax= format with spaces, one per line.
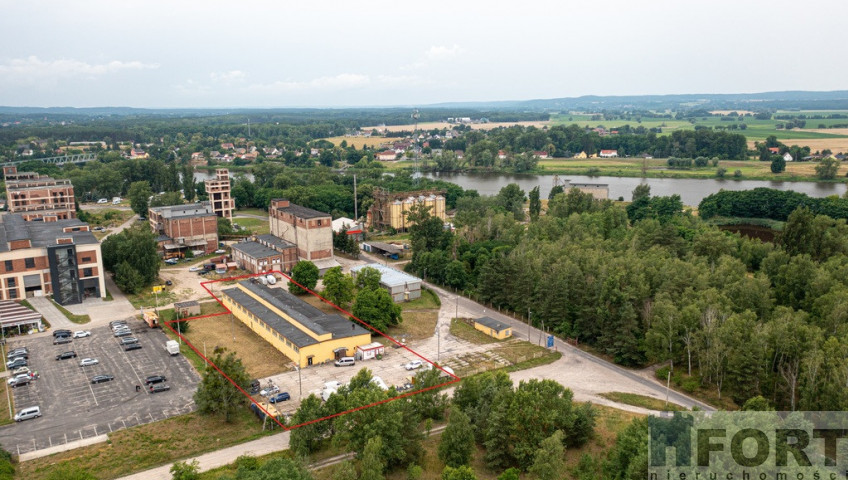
xmin=681 ymin=378 xmax=700 ymax=393
xmin=655 ymin=366 xmax=670 ymax=381
xmin=716 ymin=167 xmax=727 ymax=178
xmin=733 ymin=169 xmax=742 ymax=178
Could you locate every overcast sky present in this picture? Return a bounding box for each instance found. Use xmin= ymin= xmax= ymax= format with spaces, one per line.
xmin=1 ymin=0 xmax=845 ymax=108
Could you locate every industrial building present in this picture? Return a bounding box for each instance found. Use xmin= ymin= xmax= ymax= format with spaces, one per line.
xmin=350 ymin=263 xmax=422 ymax=302
xmin=3 ymin=166 xmax=76 ymax=221
xmin=474 ymin=316 xmax=513 ymax=340
xmin=0 ymin=214 xmax=105 ymax=305
xmin=366 ymin=188 xmax=446 ymax=231
xmin=221 ymin=280 xmax=371 ymax=367
xmin=268 ymin=199 xmax=338 ymax=272
xmin=148 ymin=201 xmax=219 ymax=255
xmin=230 ymin=234 xmax=298 ymax=274
xmin=204 ymin=169 xmax=235 ymax=220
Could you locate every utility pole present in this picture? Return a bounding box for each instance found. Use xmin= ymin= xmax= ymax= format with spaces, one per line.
xmin=528 ymin=308 xmax=531 ymax=342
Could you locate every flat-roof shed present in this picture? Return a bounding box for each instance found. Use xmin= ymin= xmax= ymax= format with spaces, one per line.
xmin=474 ymin=316 xmax=513 ymax=340
xmin=350 ymin=263 xmax=422 ymax=302
xmin=0 ymin=300 xmax=42 ymax=333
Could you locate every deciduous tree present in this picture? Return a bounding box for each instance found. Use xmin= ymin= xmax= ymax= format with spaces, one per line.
xmin=193 ymin=348 xmax=251 ymax=422
xmin=289 ymin=261 xmax=319 ymax=295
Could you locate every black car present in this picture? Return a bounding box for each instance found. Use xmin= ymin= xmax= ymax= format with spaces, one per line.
xmin=149 ymin=383 xmax=170 ymax=393
xmin=249 ymin=379 xmax=261 ymax=394
xmin=56 ymin=351 xmax=77 ymax=360
xmin=6 ymin=351 xmax=28 ymax=359
xmin=123 ymin=343 xmax=142 ymax=352
xmin=145 ymin=375 xmax=167 ymax=385
xmin=53 ymin=329 xmax=72 ymax=338
xmin=6 ymin=359 xmax=27 ymax=369
xmin=91 ymin=375 xmax=114 ymax=384
xmin=53 ymin=336 xmax=72 ymax=345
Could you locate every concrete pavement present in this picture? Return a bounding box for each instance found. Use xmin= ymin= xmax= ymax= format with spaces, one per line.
xmin=27 ymin=297 xmax=76 ymax=330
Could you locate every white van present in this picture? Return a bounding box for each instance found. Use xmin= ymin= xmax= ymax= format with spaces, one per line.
xmin=112 ymin=197 xmax=121 ymax=205
xmin=266 ymin=274 xmax=277 ymax=285
xmin=14 ymin=406 xmax=41 ymax=422
xmin=334 ymin=356 xmax=355 ymax=367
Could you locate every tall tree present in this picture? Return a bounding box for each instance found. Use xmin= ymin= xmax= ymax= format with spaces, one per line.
xmin=101 ymin=225 xmax=160 ymax=287
xmin=127 ymin=180 xmax=153 ymax=216
xmin=495 ymin=183 xmax=526 ymax=221
xmin=193 ymin=348 xmax=251 ymax=422
xmin=528 ymin=186 xmax=541 ymax=221
xmin=322 ymin=266 xmax=355 ymax=308
xmin=359 ymin=436 xmax=385 ymax=480
xmin=351 ymin=287 xmax=402 ymax=332
xmin=182 ymin=164 xmax=196 ymax=202
xmin=529 ymin=430 xmax=565 ymax=480
xmin=289 ymin=261 xmax=319 ymax=295
xmin=438 ymin=406 xmax=475 ymax=467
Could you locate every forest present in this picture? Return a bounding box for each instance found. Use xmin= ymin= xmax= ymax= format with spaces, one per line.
xmin=406 ymin=185 xmax=848 ymax=411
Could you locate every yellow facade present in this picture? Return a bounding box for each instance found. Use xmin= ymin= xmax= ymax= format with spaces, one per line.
xmin=474 ymin=321 xmax=512 ymax=340
xmin=574 ymin=151 xmax=588 ymax=159
xmin=223 ymin=283 xmax=371 ymax=368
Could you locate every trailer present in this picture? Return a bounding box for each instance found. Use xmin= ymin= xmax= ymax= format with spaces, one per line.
xmin=141 ymin=309 xmax=159 ymax=328
xmin=165 ymin=340 xmax=180 ymax=356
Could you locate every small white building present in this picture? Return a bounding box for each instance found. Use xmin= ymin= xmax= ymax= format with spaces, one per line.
xmin=356 ymin=342 xmax=386 ymax=360
xmin=599 ymin=149 xmax=618 ymax=158
xmin=783 ymin=152 xmax=794 ymax=162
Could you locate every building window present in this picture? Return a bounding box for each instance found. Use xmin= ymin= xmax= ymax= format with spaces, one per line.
xmin=24 ymin=258 xmax=34 ymax=269
xmin=83 ymin=268 xmax=93 ymax=277
xmin=8 ymin=288 xmax=16 ymax=299
xmin=4 ymin=261 xmax=12 ymax=272
xmin=7 ymin=278 xmax=15 ymax=288
xmin=82 ymin=256 xmax=91 ymax=262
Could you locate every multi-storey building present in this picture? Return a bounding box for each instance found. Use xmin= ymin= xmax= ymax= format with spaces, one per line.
xmin=268 ymin=199 xmax=336 ymax=271
xmin=366 ymin=189 xmax=446 ymax=231
xmin=0 ymin=214 xmax=105 ymax=305
xmin=3 ymin=166 xmax=76 ymax=221
xmin=230 ymin=234 xmax=298 ymax=274
xmin=204 ymin=169 xmax=234 ymax=220
xmin=148 ymin=202 xmax=218 ymax=256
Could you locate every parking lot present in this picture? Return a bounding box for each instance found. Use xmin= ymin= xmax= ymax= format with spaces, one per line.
xmin=0 ymin=319 xmax=199 ymax=455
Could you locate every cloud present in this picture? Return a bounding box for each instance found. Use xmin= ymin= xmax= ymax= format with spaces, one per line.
xmin=425 ymin=44 xmax=465 ymax=60
xmin=210 ymin=70 xmax=246 ymax=84
xmin=0 ymin=56 xmax=159 ymax=79
xmin=248 ymin=73 xmax=371 ymax=93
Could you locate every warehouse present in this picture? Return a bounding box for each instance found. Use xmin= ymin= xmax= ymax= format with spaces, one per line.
xmin=221 ymin=280 xmax=371 ymax=367
xmin=350 ymin=263 xmax=421 ymax=302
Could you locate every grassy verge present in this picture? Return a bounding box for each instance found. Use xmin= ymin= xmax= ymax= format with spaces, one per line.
xmin=125 ymin=287 xmax=178 ymax=310
xmin=599 ymin=391 xmax=688 ymax=412
xmin=18 ymin=409 xmax=272 ymax=480
xmin=0 ymin=381 xmax=13 ymax=426
xmin=403 ymin=287 xmax=441 ymax=309
xmin=103 ymin=288 xmax=114 ymax=301
xmin=232 ymin=217 xmax=270 ymax=235
xmin=161 ymin=323 xmax=207 ymax=373
xmin=449 ymin=319 xmax=502 ymax=345
xmin=49 ymin=299 xmax=90 ymax=324
xmin=233 ymin=208 xmax=269 ymax=217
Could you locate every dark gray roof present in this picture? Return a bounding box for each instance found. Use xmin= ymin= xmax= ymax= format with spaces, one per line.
xmin=149 ymin=201 xmax=214 ymax=219
xmin=274 ymin=201 xmax=330 ymax=220
xmin=235 ymin=280 xmax=369 ymax=340
xmin=256 ymin=234 xmax=295 ymax=251
xmin=174 ymin=300 xmax=199 ymax=308
xmin=475 ymin=316 xmax=511 ymax=332
xmin=222 ymin=287 xmax=317 ymax=348
xmin=155 ymin=234 xmax=170 ymax=243
xmin=232 ymin=240 xmax=281 ymax=259
xmin=0 ymin=214 xmax=98 ymax=252
xmin=366 ymin=242 xmax=402 ymax=254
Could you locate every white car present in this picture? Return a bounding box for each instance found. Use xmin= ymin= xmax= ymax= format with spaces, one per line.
xmin=404 ymin=360 xmax=423 ymax=371
xmin=79 ymin=358 xmax=99 ymax=367
xmin=260 ymin=385 xmax=279 ymax=397
xmin=214 ymin=249 xmax=226 ymax=254
xmin=97 ymin=198 xmax=108 ymax=204
xmin=73 ymin=330 xmax=91 ymax=338
xmin=7 ymin=374 xmax=30 ymax=385
xmin=188 ymin=266 xmax=203 ymax=272
xmin=11 ymin=366 xmax=30 ymax=376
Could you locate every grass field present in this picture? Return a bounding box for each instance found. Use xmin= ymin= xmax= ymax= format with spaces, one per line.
xmin=598 ymin=392 xmax=687 ymax=412
xmin=181 ymin=313 xmax=294 ymax=379
xmin=17 ymin=409 xmax=269 ymax=480
xmin=232 ymin=217 xmax=270 ymax=235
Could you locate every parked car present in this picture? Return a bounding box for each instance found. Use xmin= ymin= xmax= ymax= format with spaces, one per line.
xmin=73 ymin=330 xmax=91 ymax=338
xmin=109 ymin=320 xmax=127 ymax=328
xmin=214 ymin=249 xmax=226 ymax=254
xmin=13 ymin=406 xmax=41 ymax=422
xmin=119 ymin=337 xmax=139 ymax=345
xmin=189 ymin=266 xmax=203 ymax=272
xmin=249 ymin=379 xmax=261 ymax=394
xmin=7 ymin=347 xmax=28 ymax=358
xmin=6 ymin=351 xmax=28 ymax=360
xmin=149 ymin=383 xmax=171 ymax=393
xmin=164 ymin=258 xmax=179 ymax=265
xmin=79 ymin=358 xmax=99 ymax=367
xmin=145 ymin=375 xmax=167 ymax=385
xmin=260 ymin=385 xmax=279 ymax=397
xmin=6 ymin=359 xmax=27 ymax=369
xmin=165 ymin=280 xmax=173 ymax=286
xmin=9 ymin=376 xmax=31 ymax=388
xmin=53 ymin=329 xmax=72 ymax=338
xmin=124 ymin=343 xmax=142 ymax=352
xmin=8 ymin=373 xmax=31 ymax=385
xmin=114 ymin=329 xmax=133 ymax=337
xmin=97 ymin=198 xmax=108 ymax=204
xmin=11 ymin=366 xmax=30 ymax=376
xmin=269 ymin=392 xmax=291 ymax=403
xmin=404 ymin=360 xmax=423 ymax=371
xmin=91 ymin=375 xmax=114 ymax=384
xmin=56 ymin=351 xmax=77 ymax=361
xmin=53 ymin=336 xmax=72 ymax=345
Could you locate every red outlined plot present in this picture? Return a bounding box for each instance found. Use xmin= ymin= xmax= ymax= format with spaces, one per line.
xmin=163 ymin=270 xmax=459 ymax=430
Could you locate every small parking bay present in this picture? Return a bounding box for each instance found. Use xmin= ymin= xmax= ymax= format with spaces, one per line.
xmin=0 ymin=319 xmax=199 ymax=455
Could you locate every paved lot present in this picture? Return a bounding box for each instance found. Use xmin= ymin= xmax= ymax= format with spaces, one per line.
xmin=0 ymin=319 xmax=199 ymax=456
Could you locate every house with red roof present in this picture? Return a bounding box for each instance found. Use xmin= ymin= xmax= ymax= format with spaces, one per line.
xmin=599 ymin=150 xmax=618 ymax=158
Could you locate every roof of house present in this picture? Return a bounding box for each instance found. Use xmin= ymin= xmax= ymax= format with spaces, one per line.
xmin=475 ymin=316 xmax=511 ymax=332
xmin=232 ymin=240 xmax=282 ymax=259
xmin=256 ymin=233 xmax=296 ymax=250
xmin=224 ymin=281 xmax=369 ymax=347
xmin=364 ymin=242 xmax=403 ymax=254
xmin=600 ymin=149 xmax=618 ymax=154
xmin=174 ymin=300 xmax=200 ymax=308
xmin=0 ymin=214 xmax=98 ymax=252
xmin=274 ymin=202 xmax=330 ymax=220
xmin=149 ymin=201 xmax=214 ymax=219
xmin=350 ymin=263 xmax=421 ymax=288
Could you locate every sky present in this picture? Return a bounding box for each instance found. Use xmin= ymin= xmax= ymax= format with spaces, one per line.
xmin=0 ymin=0 xmax=846 ymax=108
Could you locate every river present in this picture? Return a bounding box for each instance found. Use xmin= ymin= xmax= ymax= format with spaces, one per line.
xmin=424 ymin=173 xmax=847 ymax=206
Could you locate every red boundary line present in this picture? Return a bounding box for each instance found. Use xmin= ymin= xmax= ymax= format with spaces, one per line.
xmin=163 ymin=270 xmax=460 ymax=430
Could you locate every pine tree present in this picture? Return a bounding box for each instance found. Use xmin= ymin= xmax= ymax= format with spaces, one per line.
xmin=438 ymin=406 xmax=475 ymax=467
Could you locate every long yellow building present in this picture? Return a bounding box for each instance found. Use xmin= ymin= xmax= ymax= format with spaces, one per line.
xmin=221 ymin=280 xmax=371 ymax=368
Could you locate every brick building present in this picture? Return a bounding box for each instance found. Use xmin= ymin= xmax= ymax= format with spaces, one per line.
xmin=3 ymin=166 xmax=76 ymax=221
xmin=230 ymin=233 xmax=297 ymax=274
xmin=204 ymin=169 xmax=234 ymax=220
xmin=148 ymin=202 xmax=218 ymax=256
xmin=268 ymin=199 xmax=337 ymax=272
xmin=0 ymin=214 xmax=105 ymax=305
